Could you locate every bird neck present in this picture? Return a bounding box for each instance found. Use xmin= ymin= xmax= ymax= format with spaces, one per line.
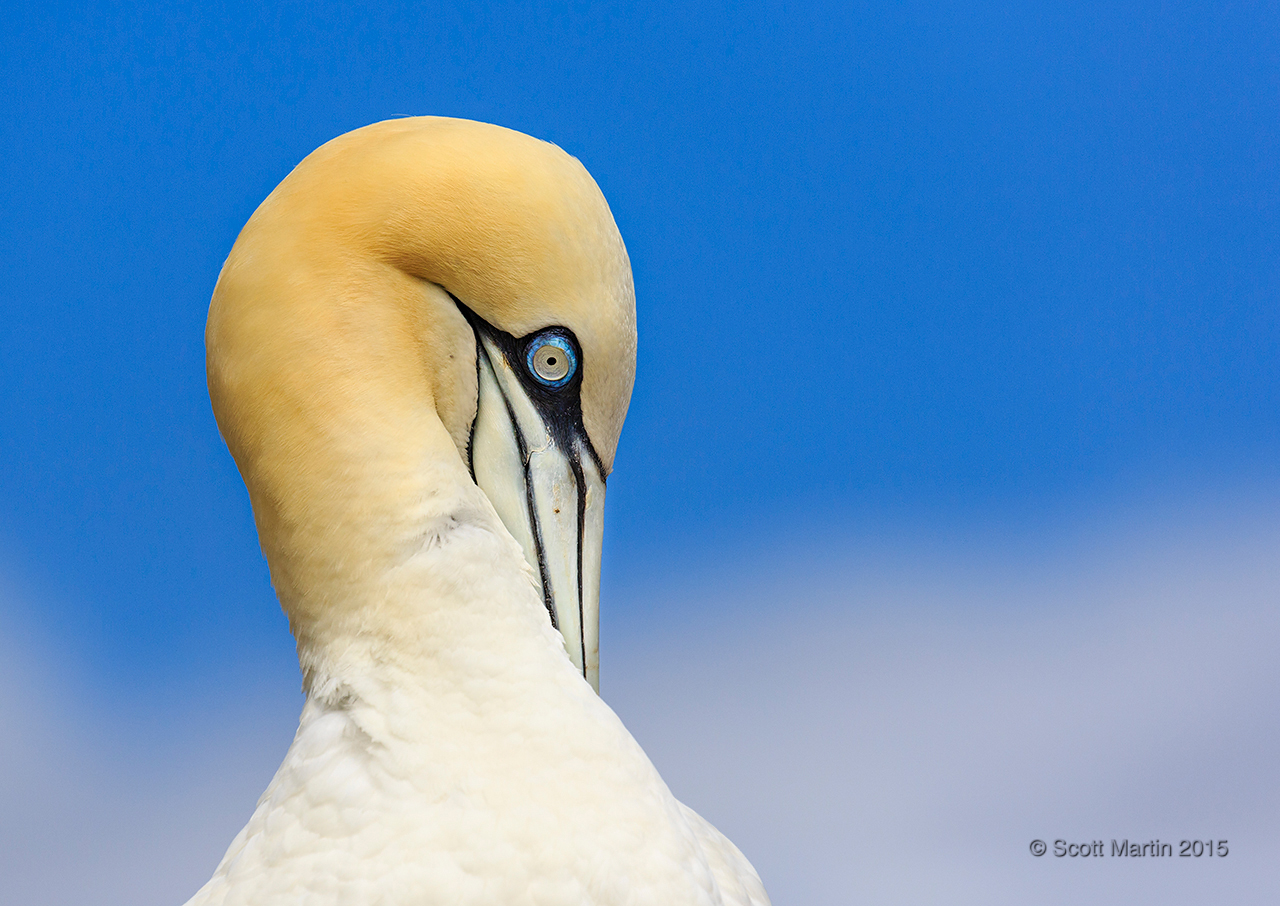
xmin=276 ymin=475 xmax=575 ymax=721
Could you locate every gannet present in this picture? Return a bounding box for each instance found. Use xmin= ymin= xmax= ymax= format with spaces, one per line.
xmin=185 ymin=118 xmax=770 ymax=906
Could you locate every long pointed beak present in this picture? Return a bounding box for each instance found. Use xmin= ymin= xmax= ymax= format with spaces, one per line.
xmin=467 ymin=327 xmax=605 ymax=692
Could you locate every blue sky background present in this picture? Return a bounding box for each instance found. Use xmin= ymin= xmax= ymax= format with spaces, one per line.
xmin=2 ymin=2 xmax=1279 ymax=903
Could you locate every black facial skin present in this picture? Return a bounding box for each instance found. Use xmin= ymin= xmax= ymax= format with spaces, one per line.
xmin=452 ymin=294 xmax=603 ymax=669
xmin=452 ymin=294 xmax=604 ymax=479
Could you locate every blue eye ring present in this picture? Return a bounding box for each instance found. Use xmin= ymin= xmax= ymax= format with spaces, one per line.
xmin=525 ymin=334 xmax=577 ymax=388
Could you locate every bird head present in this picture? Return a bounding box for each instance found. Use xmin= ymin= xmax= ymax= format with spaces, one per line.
xmin=206 ymin=118 xmax=636 ymax=692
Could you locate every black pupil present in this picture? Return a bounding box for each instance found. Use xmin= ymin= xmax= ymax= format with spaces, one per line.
xmin=546 ymin=355 xmax=558 ymax=366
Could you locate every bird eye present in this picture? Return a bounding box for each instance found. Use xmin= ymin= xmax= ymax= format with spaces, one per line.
xmin=526 ymin=334 xmax=577 ymax=387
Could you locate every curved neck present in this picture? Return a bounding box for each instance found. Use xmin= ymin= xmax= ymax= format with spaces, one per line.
xmin=292 ymin=501 xmax=569 ymax=711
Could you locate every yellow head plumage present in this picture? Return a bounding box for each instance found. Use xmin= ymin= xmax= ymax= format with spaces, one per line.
xmin=206 ymin=118 xmax=635 ymax=637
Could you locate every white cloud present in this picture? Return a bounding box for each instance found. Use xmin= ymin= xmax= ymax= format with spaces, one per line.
xmin=605 ymin=505 xmax=1280 ymax=904
xmin=2 ymin=501 xmax=1278 ymax=904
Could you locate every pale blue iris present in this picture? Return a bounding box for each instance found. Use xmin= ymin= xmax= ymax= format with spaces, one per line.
xmin=526 ymin=334 xmax=577 ymax=387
